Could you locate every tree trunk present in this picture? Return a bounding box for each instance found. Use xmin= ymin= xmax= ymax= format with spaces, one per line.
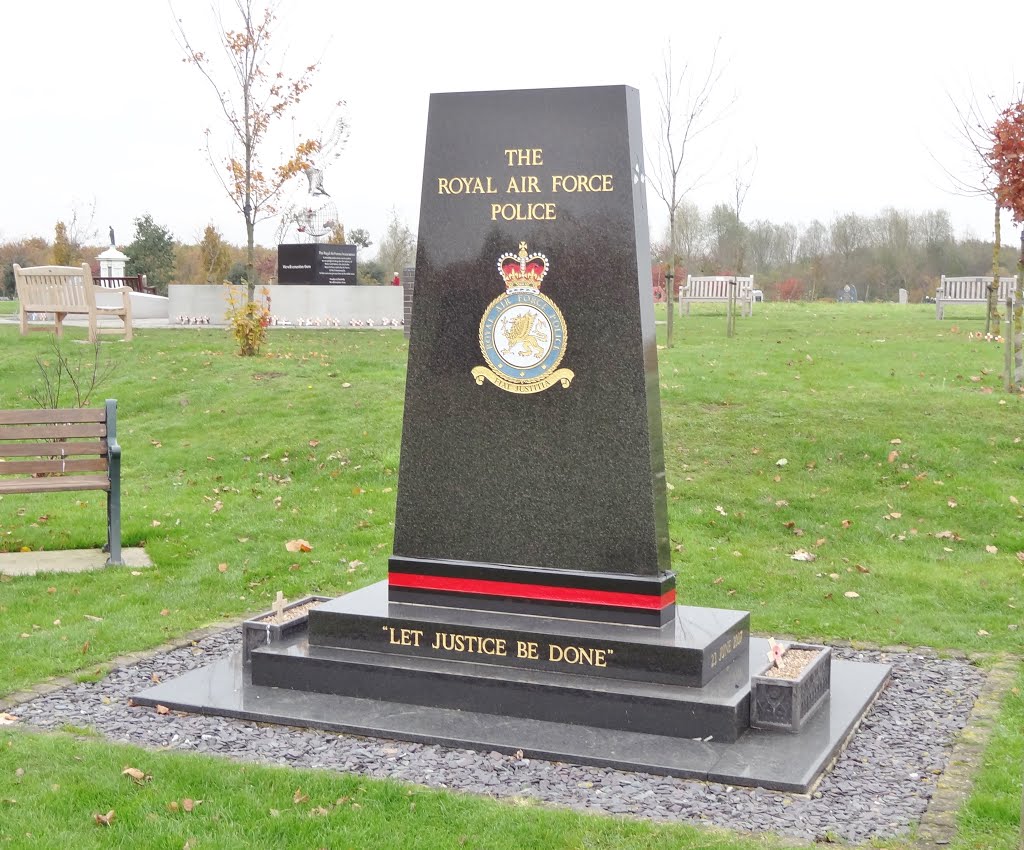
xmin=666 ymin=209 xmax=675 ymax=348
xmin=1014 ymin=230 xmax=1023 ymax=390
xmin=987 ymin=200 xmax=1001 ymax=336
xmin=246 ymin=215 xmax=256 ymax=302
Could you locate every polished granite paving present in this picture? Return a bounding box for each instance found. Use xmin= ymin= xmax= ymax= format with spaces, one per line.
xmin=134 ymin=637 xmax=889 ymax=792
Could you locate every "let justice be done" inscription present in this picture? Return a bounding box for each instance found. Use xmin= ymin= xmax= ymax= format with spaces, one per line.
xmin=383 ymin=625 xmax=613 ymax=669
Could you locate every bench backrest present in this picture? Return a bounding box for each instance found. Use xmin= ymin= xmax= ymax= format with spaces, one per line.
xmin=13 ymin=263 xmax=97 ymax=311
xmin=685 ymin=275 xmax=755 ymax=299
xmin=0 ymin=407 xmax=112 ymax=478
xmin=939 ymin=276 xmax=1017 ymax=301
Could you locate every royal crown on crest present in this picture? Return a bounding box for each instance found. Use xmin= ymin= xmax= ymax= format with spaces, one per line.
xmin=498 ymin=242 xmax=548 ymax=293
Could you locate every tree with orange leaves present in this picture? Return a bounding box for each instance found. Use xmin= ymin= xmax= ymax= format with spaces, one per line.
xmin=988 ymin=98 xmax=1024 ymax=387
xmin=173 ymin=0 xmax=323 ymax=299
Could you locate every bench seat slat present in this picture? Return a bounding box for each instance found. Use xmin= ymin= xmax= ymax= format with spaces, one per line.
xmin=0 ymin=475 xmax=110 ymax=494
xmin=0 ymin=440 xmax=107 ymax=459
xmin=0 ymin=423 xmax=107 ymax=440
xmin=0 ymin=458 xmax=110 ymax=476
xmin=0 ymin=409 xmax=107 ymax=425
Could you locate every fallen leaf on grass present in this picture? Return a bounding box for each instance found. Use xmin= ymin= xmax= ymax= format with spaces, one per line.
xmin=0 ymin=713 xmax=19 ymax=725
xmin=308 ymin=439 xmax=320 ymax=448
xmin=1017 ymin=552 xmax=1024 ymax=563
xmin=791 ymin=549 xmax=816 ymax=562
xmin=883 ymin=512 xmax=902 ymax=520
xmin=775 ymin=458 xmax=788 ymax=467
xmin=285 ymin=539 xmax=313 ymax=553
xmin=212 ymin=500 xmax=223 ymax=513
xmin=841 ymin=519 xmax=852 ymax=528
xmin=93 ymin=810 xmax=115 ymax=826
xmin=844 ymin=591 xmax=860 ymax=599
xmin=934 ymin=530 xmax=963 ymax=541
xmin=151 ymin=520 xmax=161 ymax=527
xmin=122 ymin=767 xmax=151 ymax=784
xmin=217 ymin=563 xmax=228 ymax=573
xmin=160 ymin=609 xmax=170 ymax=616
xmin=83 ymin=614 xmax=103 ymax=622
xmin=715 ymin=505 xmax=728 ymax=516
xmin=887 ymin=451 xmax=899 ymax=463
xmin=1011 ymin=496 xmax=1020 ymax=505
xmin=712 ymin=577 xmax=724 ymax=585
xmin=985 ymin=545 xmax=998 ymax=554
xmin=182 ymin=798 xmax=199 ymax=813
xmin=890 ymin=438 xmax=902 ymax=445
xmin=947 ymin=500 xmax=958 ymax=508
xmin=775 ymin=499 xmax=788 ymax=507
xmin=977 ymin=629 xmax=990 ymax=636
xmin=293 ymin=787 xmax=309 ymax=805
xmin=855 ymin=564 xmax=871 ymax=574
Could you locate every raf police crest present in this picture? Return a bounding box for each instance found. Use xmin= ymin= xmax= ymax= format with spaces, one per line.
xmin=471 ymin=242 xmax=575 ymax=394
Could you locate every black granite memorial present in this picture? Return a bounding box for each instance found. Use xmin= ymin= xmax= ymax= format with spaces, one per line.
xmin=135 ymin=85 xmax=890 ymax=792
xmin=277 ymin=243 xmax=356 ymax=285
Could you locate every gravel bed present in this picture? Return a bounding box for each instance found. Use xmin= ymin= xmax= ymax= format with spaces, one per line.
xmin=11 ymin=629 xmax=984 ymax=844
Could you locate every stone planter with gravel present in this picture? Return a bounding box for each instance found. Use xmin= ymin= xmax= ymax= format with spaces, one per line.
xmin=241 ymin=595 xmax=330 ymax=666
xmin=749 ymin=642 xmax=831 ymax=732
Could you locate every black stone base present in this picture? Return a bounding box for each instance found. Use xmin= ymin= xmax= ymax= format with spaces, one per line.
xmin=388 ymin=556 xmax=676 ymax=626
xmin=252 ymin=640 xmax=751 ymax=743
xmin=309 ymin=582 xmax=748 ymax=687
xmin=131 ymin=638 xmax=891 ymax=793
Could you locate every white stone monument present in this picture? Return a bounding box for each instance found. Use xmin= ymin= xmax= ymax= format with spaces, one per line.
xmin=97 ymin=227 xmax=128 ymax=279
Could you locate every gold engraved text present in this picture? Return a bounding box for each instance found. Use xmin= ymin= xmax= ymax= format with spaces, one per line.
xmin=708 ymin=629 xmax=746 ymax=669
xmin=430 ymin=631 xmax=507 ymax=657
xmin=504 ymin=148 xmax=543 ymax=166
xmin=549 ymin=643 xmax=609 ymax=667
xmin=437 ymin=176 xmax=498 ymax=194
xmin=489 ymin=202 xmax=557 ymax=221
xmin=551 ymin=174 xmax=614 ymax=193
xmin=387 ymin=627 xmax=424 ymax=647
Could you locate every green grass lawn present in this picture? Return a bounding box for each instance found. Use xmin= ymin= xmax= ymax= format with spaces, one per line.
xmin=0 ymin=301 xmax=1020 ymax=848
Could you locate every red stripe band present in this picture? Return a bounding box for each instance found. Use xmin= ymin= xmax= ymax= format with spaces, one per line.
xmin=388 ymin=572 xmax=675 ymax=610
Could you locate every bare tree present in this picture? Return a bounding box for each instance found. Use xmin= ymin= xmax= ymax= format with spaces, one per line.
xmin=942 ymin=86 xmax=1023 ymax=332
xmin=172 ymin=0 xmax=321 ymax=298
xmin=375 ymin=208 xmax=417 ymax=280
xmin=648 ymin=40 xmax=733 ymax=347
xmin=727 ymin=152 xmax=756 ymax=337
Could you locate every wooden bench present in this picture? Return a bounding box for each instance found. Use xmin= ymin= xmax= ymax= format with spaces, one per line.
xmin=0 ymin=401 xmax=122 ymax=565
xmin=936 ymin=275 xmax=1018 ymax=319
xmin=680 ymin=275 xmax=755 ymax=316
xmin=14 ymin=263 xmax=133 ymax=343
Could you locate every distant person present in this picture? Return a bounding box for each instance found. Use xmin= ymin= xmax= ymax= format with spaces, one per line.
xmin=392 ymin=273 xmax=401 ymax=286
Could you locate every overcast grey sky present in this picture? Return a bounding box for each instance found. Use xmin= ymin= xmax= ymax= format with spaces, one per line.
xmin=1 ymin=0 xmax=1020 ymax=258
